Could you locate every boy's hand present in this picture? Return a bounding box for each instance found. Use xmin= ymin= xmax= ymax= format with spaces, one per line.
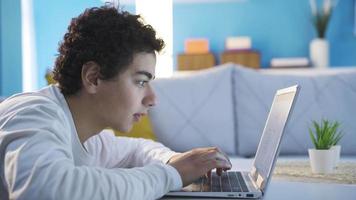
xmin=167 ymin=147 xmax=232 ymax=186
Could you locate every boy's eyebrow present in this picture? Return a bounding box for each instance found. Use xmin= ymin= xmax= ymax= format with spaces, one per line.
xmin=135 ymin=71 xmax=155 ymax=80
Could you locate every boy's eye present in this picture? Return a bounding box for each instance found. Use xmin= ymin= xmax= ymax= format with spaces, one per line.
xmin=137 ymin=80 xmax=148 ymax=87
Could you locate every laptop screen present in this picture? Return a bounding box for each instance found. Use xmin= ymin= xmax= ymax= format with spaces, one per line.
xmin=253 ymin=89 xmax=297 ymax=184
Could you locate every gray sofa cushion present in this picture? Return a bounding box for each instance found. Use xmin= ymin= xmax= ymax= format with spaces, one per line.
xmin=149 ymin=64 xmax=236 ymax=154
xmin=233 ymin=65 xmax=356 ymax=157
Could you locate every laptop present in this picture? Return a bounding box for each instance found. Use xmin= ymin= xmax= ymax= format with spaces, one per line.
xmin=165 ymin=85 xmax=300 ymax=199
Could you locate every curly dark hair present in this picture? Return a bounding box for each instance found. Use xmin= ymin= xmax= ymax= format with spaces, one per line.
xmin=53 ymin=5 xmax=165 ymax=95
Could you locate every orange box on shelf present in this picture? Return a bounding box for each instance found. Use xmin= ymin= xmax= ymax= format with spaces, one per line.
xmin=184 ymin=38 xmax=209 ymax=54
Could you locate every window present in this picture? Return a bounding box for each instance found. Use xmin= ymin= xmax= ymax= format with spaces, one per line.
xmin=136 ymin=0 xmax=173 ymax=78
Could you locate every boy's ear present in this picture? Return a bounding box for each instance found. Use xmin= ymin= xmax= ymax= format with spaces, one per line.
xmin=81 ymin=61 xmax=100 ymax=94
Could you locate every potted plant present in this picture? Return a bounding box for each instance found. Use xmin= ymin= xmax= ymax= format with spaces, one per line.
xmin=309 ymin=0 xmax=338 ymax=68
xmin=308 ymin=119 xmax=343 ymax=173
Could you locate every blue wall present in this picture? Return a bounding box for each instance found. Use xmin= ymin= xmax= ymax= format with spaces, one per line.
xmin=0 ymin=1 xmax=1 ymax=95
xmin=0 ymin=0 xmax=22 ymax=96
xmin=174 ymin=0 xmax=356 ymax=68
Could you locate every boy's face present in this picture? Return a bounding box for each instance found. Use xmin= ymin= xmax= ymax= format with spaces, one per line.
xmin=95 ymin=52 xmax=157 ymax=132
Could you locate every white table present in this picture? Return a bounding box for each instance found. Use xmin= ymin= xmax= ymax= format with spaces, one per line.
xmin=161 ymin=157 xmax=356 ymax=200
xmin=161 ymin=180 xmax=356 ymax=200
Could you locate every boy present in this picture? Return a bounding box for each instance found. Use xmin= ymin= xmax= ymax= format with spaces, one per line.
xmin=0 ymin=5 xmax=231 ymax=200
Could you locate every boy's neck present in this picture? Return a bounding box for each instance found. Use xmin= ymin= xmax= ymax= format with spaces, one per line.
xmin=64 ymin=93 xmax=103 ymax=144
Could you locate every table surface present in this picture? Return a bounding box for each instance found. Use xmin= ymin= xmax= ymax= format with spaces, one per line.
xmin=161 ymin=156 xmax=356 ymax=200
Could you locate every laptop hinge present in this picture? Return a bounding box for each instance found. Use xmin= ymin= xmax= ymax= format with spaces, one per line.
xmin=250 ymin=166 xmax=257 ymax=181
xmin=250 ymin=166 xmax=266 ymax=190
xmin=256 ymin=173 xmax=266 ymax=189
xmin=247 ymin=172 xmax=260 ymax=190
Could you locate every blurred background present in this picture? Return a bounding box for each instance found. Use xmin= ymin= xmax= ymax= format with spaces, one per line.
xmin=1 ymin=0 xmax=355 ymax=97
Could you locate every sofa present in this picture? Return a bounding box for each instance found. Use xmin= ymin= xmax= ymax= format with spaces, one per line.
xmin=148 ymin=63 xmax=356 ymax=158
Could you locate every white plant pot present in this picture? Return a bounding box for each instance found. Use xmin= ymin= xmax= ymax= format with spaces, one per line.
xmin=309 ymin=38 xmax=329 ymax=69
xmin=331 ymin=145 xmax=341 ymax=168
xmin=308 ymin=148 xmax=335 ymax=174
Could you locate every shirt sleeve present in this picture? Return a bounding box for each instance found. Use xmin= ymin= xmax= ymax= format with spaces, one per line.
xmin=85 ymin=130 xmax=182 ymax=168
xmin=0 ymin=101 xmax=181 ymax=200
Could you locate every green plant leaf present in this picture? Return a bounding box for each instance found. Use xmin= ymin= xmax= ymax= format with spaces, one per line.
xmin=309 ymin=119 xmax=344 ymax=149
xmin=309 ymin=128 xmax=318 ymax=148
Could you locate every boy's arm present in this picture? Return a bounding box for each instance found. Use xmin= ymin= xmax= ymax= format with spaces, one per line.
xmin=1 ymin=106 xmax=181 ymax=200
xmin=84 ymin=130 xmax=232 ymax=188
xmin=85 ymin=130 xmax=181 ymax=168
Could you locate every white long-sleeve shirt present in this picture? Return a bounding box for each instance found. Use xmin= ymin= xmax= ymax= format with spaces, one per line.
xmin=0 ymin=85 xmax=182 ymax=200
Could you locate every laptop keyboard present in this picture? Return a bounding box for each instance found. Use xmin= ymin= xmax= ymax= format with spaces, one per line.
xmin=193 ymin=171 xmax=250 ymax=192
